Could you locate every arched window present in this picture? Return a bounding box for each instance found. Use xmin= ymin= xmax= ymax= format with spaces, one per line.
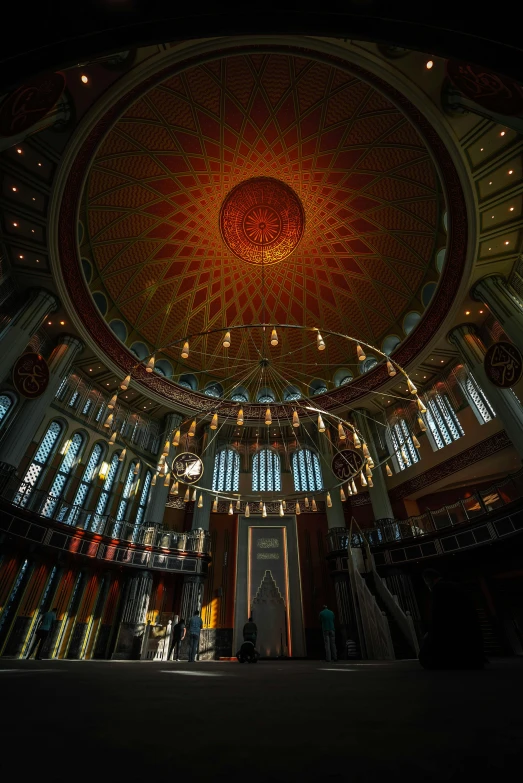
xmin=390 ymin=419 xmax=419 ymax=471
xmin=134 ymin=470 xmax=153 ymax=528
xmin=17 ymin=421 xmax=64 ymax=506
xmin=360 ymin=357 xmax=378 ymax=374
xmin=204 ymin=382 xmax=223 ymax=398
xmin=59 ymin=443 xmax=104 ymax=524
xmin=465 ymin=374 xmax=496 ymax=423
xmin=252 ymin=449 xmax=281 ymax=492
xmin=257 ymin=387 xmax=275 ymax=404
xmin=82 ymin=398 xmax=93 ymax=416
xmin=116 ymin=461 xmax=139 ymax=523
xmin=425 ymin=394 xmax=464 ymax=449
xmin=42 ymin=432 xmax=84 ymax=517
xmin=212 ymin=448 xmax=240 ymax=492
xmin=292 ymin=448 xmax=323 ymax=492
xmin=69 ymin=391 xmax=80 ymax=409
xmin=231 ymin=392 xmax=249 ymax=402
xmin=283 ymin=385 xmax=301 ymax=401
xmin=0 ymin=394 xmax=15 ymax=428
xmin=90 ymin=452 xmax=121 ymax=531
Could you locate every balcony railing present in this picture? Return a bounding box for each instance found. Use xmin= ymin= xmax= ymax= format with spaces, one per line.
xmin=327 ymin=467 xmax=523 ymax=552
xmin=0 ymin=474 xmax=211 ymax=556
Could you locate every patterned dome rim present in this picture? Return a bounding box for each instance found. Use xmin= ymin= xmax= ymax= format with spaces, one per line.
xmin=53 ymin=41 xmax=468 ymax=418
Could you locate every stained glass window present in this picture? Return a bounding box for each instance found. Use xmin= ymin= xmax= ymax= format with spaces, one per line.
xmin=212 ymin=448 xmax=240 ymax=492
xmin=42 ymin=433 xmax=84 ymax=517
xmin=292 ymin=448 xmax=323 ymax=492
xmin=116 ymin=461 xmax=139 ymax=522
xmin=390 ymin=419 xmax=419 ymax=472
xmin=231 ymin=393 xmax=248 ymax=402
xmin=283 ymin=387 xmax=301 ymax=401
xmin=312 ymin=384 xmax=328 ymax=396
xmin=90 ymin=452 xmax=120 ymax=531
xmin=134 ymin=470 xmax=152 ymax=528
xmin=426 ymin=394 xmax=464 ymax=449
xmin=59 ymin=443 xmax=103 ymax=524
xmin=252 ymin=449 xmax=281 ymax=492
xmin=17 ymin=421 xmax=63 ymax=506
xmin=204 ymin=383 xmax=221 ymax=398
xmin=361 ymin=357 xmax=378 ymax=374
xmin=0 ymin=394 xmax=14 ymax=427
xmin=465 ymin=375 xmax=495 ymax=423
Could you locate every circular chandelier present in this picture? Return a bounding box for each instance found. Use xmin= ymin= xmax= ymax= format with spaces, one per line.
xmin=103 ymin=323 xmax=428 ymax=516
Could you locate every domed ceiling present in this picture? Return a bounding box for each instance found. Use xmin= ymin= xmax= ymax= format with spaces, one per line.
xmin=78 ymin=49 xmax=446 ymax=396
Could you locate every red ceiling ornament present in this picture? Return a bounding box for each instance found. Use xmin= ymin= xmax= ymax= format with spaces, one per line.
xmin=219 ymin=177 xmax=305 ymax=265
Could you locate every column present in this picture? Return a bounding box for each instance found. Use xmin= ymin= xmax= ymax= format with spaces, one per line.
xmin=112 ymin=571 xmax=153 ymax=660
xmin=0 ymin=289 xmax=58 ymax=383
xmin=143 ymin=412 xmax=183 ymax=526
xmin=190 ymin=425 xmax=217 ymax=531
xmin=0 ymin=335 xmax=83 ymax=472
xmin=314 ymin=425 xmax=346 ymax=529
xmin=472 ymin=275 xmax=523 ymax=352
xmin=449 ymin=323 xmax=523 ymax=459
xmin=353 ymin=409 xmax=395 ymax=524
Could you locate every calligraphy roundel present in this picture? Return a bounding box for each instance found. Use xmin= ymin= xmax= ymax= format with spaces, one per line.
xmin=0 ymin=72 xmax=66 ymax=138
xmin=331 ymin=448 xmax=365 ymax=481
xmin=12 ymin=352 xmax=50 ymax=399
xmin=447 ymin=61 xmax=523 ymax=116
xmin=484 ymin=341 xmax=523 ymax=388
xmin=171 ymin=452 xmax=204 ymax=484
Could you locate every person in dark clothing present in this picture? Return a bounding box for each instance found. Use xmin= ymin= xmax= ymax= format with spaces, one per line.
xmin=243 ymin=616 xmax=257 ymax=644
xmin=27 ymin=607 xmax=57 ymax=660
xmin=169 ymin=617 xmax=186 ymax=661
xmin=419 ymin=569 xmax=484 ymax=670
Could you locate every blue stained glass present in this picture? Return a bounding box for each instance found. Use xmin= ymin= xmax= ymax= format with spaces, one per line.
xmin=212 ymin=448 xmax=240 ymax=492
xmin=252 ymin=448 xmax=281 ymax=492
xmin=42 ymin=433 xmax=84 ymax=517
xmin=91 ymin=452 xmax=120 ymax=530
xmin=390 ymin=419 xmax=419 ymax=472
xmin=134 ymin=470 xmax=152 ymax=528
xmin=60 ymin=443 xmax=103 ymax=524
xmin=116 ymin=461 xmax=138 ymax=522
xmin=17 ymin=421 xmax=63 ymax=506
xmin=0 ymin=394 xmax=14 ymax=425
xmin=292 ymin=448 xmax=323 ymax=492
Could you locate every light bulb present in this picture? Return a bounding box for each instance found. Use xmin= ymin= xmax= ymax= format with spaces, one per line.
xmin=340 ymin=486 xmax=346 ymax=502
xmin=416 ymin=397 xmax=427 ymax=414
xmin=318 ymin=414 xmax=326 ymax=432
xmin=188 ymin=419 xmax=196 ymax=437
xmin=292 ymin=410 xmax=300 ymax=428
xmin=304 ymin=497 xmax=310 ymax=509
xmin=295 ymin=501 xmax=301 ymax=515
xmin=181 ymin=341 xmax=189 ymax=359
xmin=317 ymin=332 xmax=326 ymax=351
xmin=347 ymin=483 xmax=353 ymax=496
xmin=197 ymin=494 xmax=203 ymax=508
xmin=183 ymin=488 xmax=190 ymax=503
xmin=245 ymin=503 xmax=250 ymax=518
xmin=108 ymin=432 xmax=116 ymax=445
xmin=351 ymin=479 xmax=357 ymax=495
xmin=279 ymin=502 xmax=284 ymax=517
xmin=108 ymin=393 xmax=118 ymax=410
xmin=236 ymin=498 xmax=241 ymax=510
xmin=164 ymin=472 xmax=170 ymax=487
xmin=172 ymin=429 xmax=180 ymax=447
xmin=237 ymin=408 xmax=244 ymax=426
xmin=407 ymin=378 xmax=417 ymax=395
xmin=210 ymin=413 xmax=218 ymax=430
xmin=259 ymin=501 xmax=263 ymax=512
xmin=265 ymin=408 xmax=272 ymax=426
xmin=270 ymin=328 xmax=278 ymax=346
xmin=262 ymin=503 xmax=267 ymax=518
xmin=365 ymin=464 xmax=372 ymax=478
xmin=282 ymin=500 xmax=286 ymax=510
xmin=162 ymin=439 xmax=170 ymax=458
xmin=192 ymin=488 xmax=197 ymax=502
xmin=172 ymin=481 xmax=179 ymax=496
xmin=362 ymin=443 xmax=370 ymax=459
xmin=311 ymin=498 xmax=317 ymax=512
xmin=386 ymin=463 xmax=393 ymax=477
xmin=118 ymin=448 xmax=126 ymax=462
xmin=418 ymin=416 xmax=427 ymax=432
xmin=338 ymin=422 xmax=346 ymax=440
xmin=151 ymin=473 xmax=157 ymax=486
xmin=368 ymin=477 xmax=374 ymax=488
xmin=228 ymin=502 xmax=233 ymax=515
xmin=212 ymin=497 xmax=218 ymax=513
xmin=412 ymin=435 xmax=421 ymax=449
xmin=360 ymin=471 xmax=367 ymax=487
xmin=145 ymin=355 xmax=155 ymax=373
xmin=104 ymin=412 xmax=114 ymax=429
xmin=353 ymin=431 xmax=361 ymax=448
xmin=356 ymin=344 xmax=366 ymax=361
xmin=223 ymin=331 xmax=231 ymax=348
xmin=133 ymin=462 xmax=140 ymax=475
xmin=120 ymin=374 xmax=131 ymax=390
xmin=367 ymin=457 xmax=375 ymax=469
xmin=387 ymin=360 xmax=396 ymax=377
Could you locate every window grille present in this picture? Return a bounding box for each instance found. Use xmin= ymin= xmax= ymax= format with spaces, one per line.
xmin=42 ymin=433 xmax=84 ymax=517
xmin=283 ymin=388 xmax=301 ymax=401
xmin=292 ymin=448 xmax=323 ymax=492
xmin=390 ymin=419 xmax=419 ymax=471
xmin=59 ymin=443 xmax=103 ymax=524
xmin=95 ymin=404 xmax=105 ymax=423
xmin=212 ymin=448 xmax=240 ymax=492
xmin=426 ymin=394 xmax=464 ymax=449
xmin=69 ymin=391 xmax=80 ymax=408
xmin=91 ymin=452 xmax=120 ymax=530
xmin=178 ymin=381 xmax=193 ymax=390
xmin=204 ymin=384 xmax=221 ymax=398
xmin=231 ymin=393 xmax=248 ymax=402
xmin=16 ymin=421 xmax=63 ymax=506
xmin=55 ymin=377 xmax=68 ymax=399
xmin=134 ymin=470 xmax=152 ymax=528
xmin=466 ymin=375 xmax=495 ymax=423
xmin=252 ymin=449 xmax=281 ymax=492
xmin=82 ymin=399 xmax=92 ymax=416
xmin=312 ymin=384 xmax=327 ymax=396
xmin=0 ymin=394 xmax=14 ymax=426
xmin=361 ymin=357 xmax=378 ymax=374
xmin=116 ymin=461 xmax=139 ymax=522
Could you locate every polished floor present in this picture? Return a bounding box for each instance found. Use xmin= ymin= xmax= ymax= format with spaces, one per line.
xmin=1 ymin=658 xmax=522 ymax=781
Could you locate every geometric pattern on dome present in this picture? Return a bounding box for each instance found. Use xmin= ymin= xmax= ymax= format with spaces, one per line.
xmin=84 ymin=52 xmax=443 ymax=384
xmin=219 ymin=177 xmax=305 ymax=264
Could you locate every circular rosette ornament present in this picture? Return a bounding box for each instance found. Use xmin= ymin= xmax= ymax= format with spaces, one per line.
xmin=171 ymin=452 xmax=204 ymax=484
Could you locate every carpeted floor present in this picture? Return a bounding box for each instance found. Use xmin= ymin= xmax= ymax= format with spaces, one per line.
xmin=0 ymin=658 xmax=521 ymax=781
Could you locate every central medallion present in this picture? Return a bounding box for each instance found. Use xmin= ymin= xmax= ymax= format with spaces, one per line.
xmin=220 ymin=176 xmax=305 ymax=265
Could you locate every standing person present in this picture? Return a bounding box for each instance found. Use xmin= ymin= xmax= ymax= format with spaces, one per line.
xmin=27 ymin=607 xmax=57 ymax=660
xmin=187 ymin=610 xmax=203 ymax=662
xmin=419 ymin=569 xmax=485 ymax=670
xmin=169 ymin=617 xmax=186 ymax=661
xmin=319 ymin=604 xmax=337 ymax=662
xmin=243 ymin=616 xmax=257 ymax=645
